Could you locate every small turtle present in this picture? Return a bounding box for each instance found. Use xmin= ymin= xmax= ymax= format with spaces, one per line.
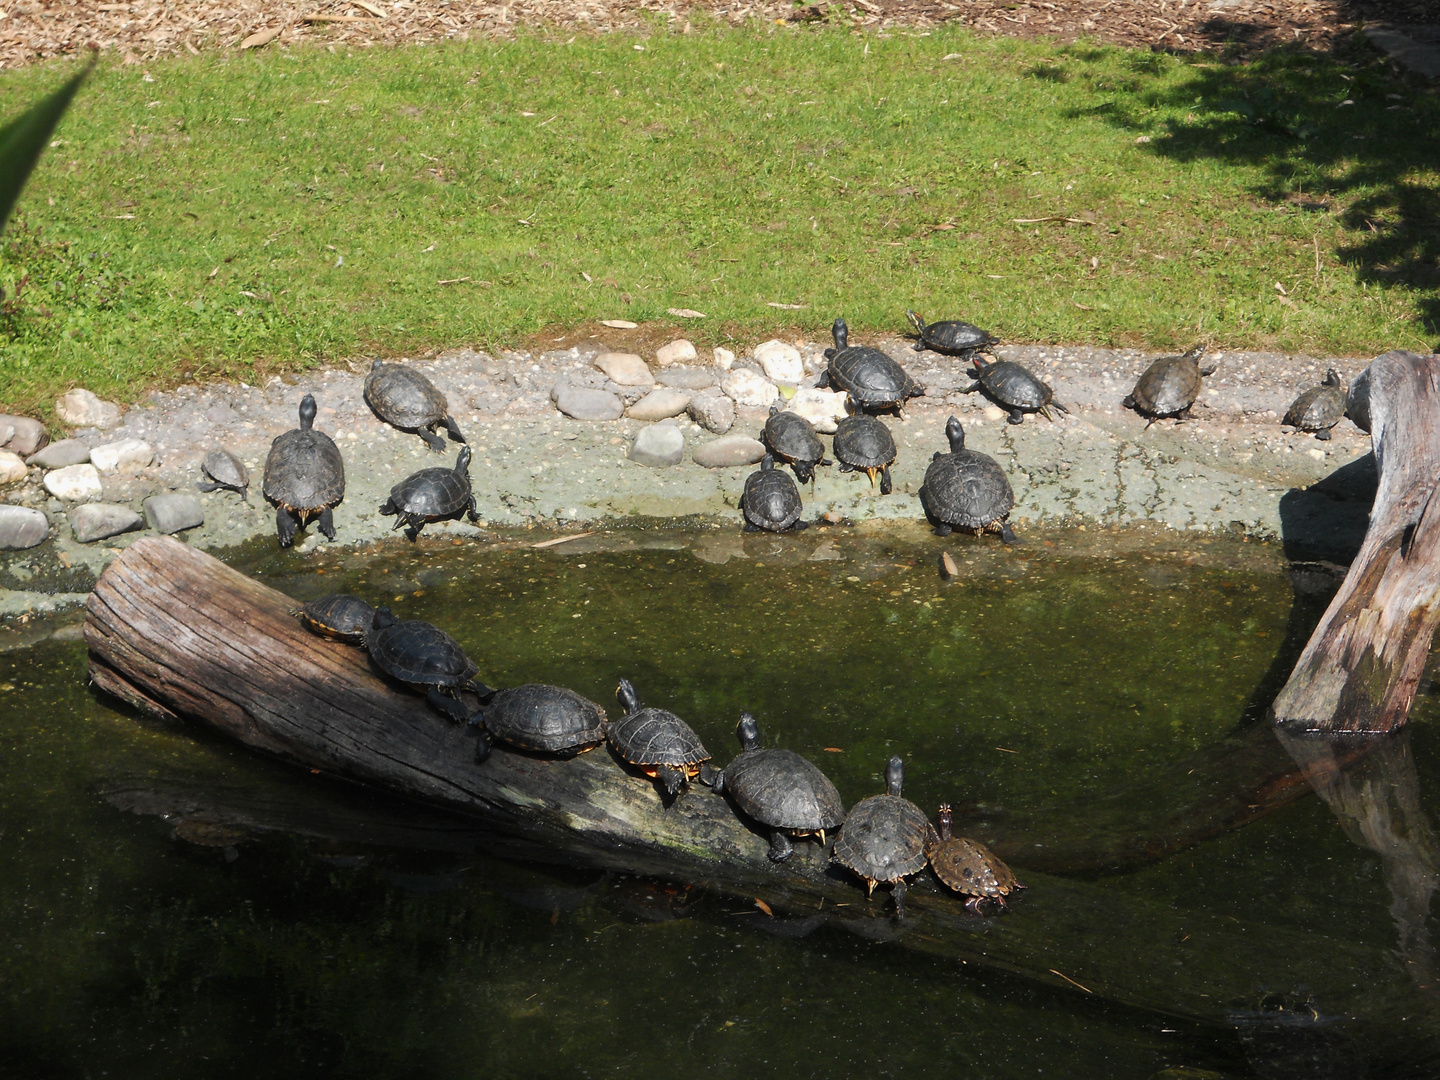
xmin=367 ymin=606 xmax=493 ymax=723
xmin=196 ymin=449 xmax=250 ymax=501
xmin=1345 ymin=365 xmax=1371 ymax=434
xmin=363 ymin=359 xmax=466 ymax=452
xmin=920 ymin=416 xmax=1018 ymax=544
xmin=762 ymin=406 xmax=829 ymax=484
xmin=741 ymin=455 xmax=807 ymax=533
xmin=962 ymin=356 xmax=1069 ymax=425
xmin=294 ymin=593 xmax=375 ymax=645
xmin=379 ymin=446 xmax=479 ymax=541
xmin=473 ymin=683 xmax=608 ymax=763
xmin=926 ymin=804 xmax=1024 ymax=914
xmin=904 ymin=310 xmax=997 ymax=358
xmin=710 ymin=713 xmax=846 ymax=862
xmin=1284 ymin=370 xmax=1347 ymax=441
xmin=262 ymin=393 xmax=346 ymax=548
xmin=1123 ymin=345 xmax=1215 ymax=425
xmin=831 ymin=756 xmax=934 ymax=917
xmin=832 ymin=415 xmax=896 ymax=495
xmin=821 ymin=318 xmax=923 ymax=416
xmin=608 ymin=677 xmax=712 ymax=798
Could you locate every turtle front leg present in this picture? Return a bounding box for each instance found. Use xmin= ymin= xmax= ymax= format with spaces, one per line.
xmin=317 ymin=508 xmax=337 ymax=541
xmin=960 ymin=380 xmax=982 ymax=395
xmin=654 ymin=765 xmax=686 ymax=799
xmin=419 ymin=426 xmax=447 ymax=453
xmin=933 ymin=523 xmax=954 ymax=537
xmin=1007 ymin=408 xmax=1024 ymax=426
xmin=426 ymin=686 xmax=471 ymax=724
xmin=466 ymin=494 xmax=479 ymax=524
xmin=998 ymin=521 xmax=1020 ymax=545
xmin=197 ymin=480 xmax=220 ymax=493
xmin=791 ymin=518 xmax=810 ymax=532
xmin=276 ymin=506 xmax=299 ymax=548
xmin=767 ymin=831 xmax=795 ymax=863
xmin=404 ymin=516 xmax=424 ymax=542
xmin=1316 ymin=428 xmax=1333 ymax=441
xmin=879 ymin=466 xmax=893 ymax=496
xmin=473 ymin=724 xmax=494 ymax=764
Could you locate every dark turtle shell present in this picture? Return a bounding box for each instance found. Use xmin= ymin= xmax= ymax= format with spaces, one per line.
xmin=762 ymin=408 xmax=827 ymax=484
xmin=608 ymin=678 xmax=710 ymax=793
xmin=905 ymin=310 xmax=997 ymax=357
xmin=1346 ymin=366 xmax=1372 ymax=434
xmin=742 ymin=455 xmax=805 ymax=532
xmin=295 ymin=593 xmax=376 ymax=645
xmin=966 ymin=357 xmax=1066 ymax=424
xmin=380 ymin=447 xmax=478 ymax=540
xmin=832 ymin=415 xmax=895 ymax=470
xmin=367 ymin=608 xmax=478 ymax=690
xmin=1285 ymin=370 xmax=1346 ymax=438
xmin=1123 ymin=346 xmax=1210 ymax=420
xmin=263 ymin=394 xmax=346 ymax=513
xmin=364 ymin=360 xmax=465 ymax=452
xmin=926 ymin=804 xmax=1023 ymax=912
xmin=833 ymin=758 xmax=932 ymax=892
xmin=197 ymin=449 xmax=250 ymax=500
xmin=717 ymin=715 xmax=845 ymax=835
xmin=823 ymin=318 xmax=922 ymax=411
xmin=479 ymin=683 xmax=608 ymax=754
xmin=921 ymin=417 xmax=1015 ymax=540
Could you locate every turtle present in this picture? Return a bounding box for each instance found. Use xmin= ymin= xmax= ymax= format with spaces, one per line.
xmin=196 ymin=449 xmax=250 ymax=501
xmin=262 ymin=393 xmax=346 ymax=548
xmin=831 ymin=756 xmax=934 ymax=917
xmin=709 ymin=712 xmax=846 ymax=863
xmin=379 ymin=446 xmax=479 ymax=541
xmin=1345 ymin=365 xmax=1372 ymax=434
xmin=363 ymin=359 xmax=466 ymax=452
xmin=741 ymin=455 xmax=807 ymax=533
xmin=607 ymin=677 xmax=712 ymax=798
xmin=1283 ymin=370 xmax=1347 ymax=441
xmin=926 ymin=803 xmax=1024 ymax=914
xmin=294 ymin=593 xmax=376 ymax=645
xmin=904 ymin=309 xmax=998 ymax=358
xmin=821 ymin=318 xmax=924 ymax=416
xmin=762 ymin=405 xmax=829 ymax=484
xmin=472 ymin=683 xmax=609 ymax=764
xmin=1122 ymin=345 xmax=1216 ymax=425
xmin=920 ymin=416 xmax=1018 ymax=544
xmin=366 ymin=606 xmax=494 ymax=723
xmin=962 ymin=356 xmax=1069 ymax=425
xmin=832 ymin=415 xmax=896 ymax=495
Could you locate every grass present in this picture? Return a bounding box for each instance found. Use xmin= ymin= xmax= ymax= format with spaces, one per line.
xmin=0 ymin=19 xmax=1436 ymax=416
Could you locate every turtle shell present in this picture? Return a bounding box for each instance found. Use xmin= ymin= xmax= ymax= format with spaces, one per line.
xmin=827 ymin=348 xmax=920 ymax=409
xmin=1346 ymin=366 xmax=1372 ymax=434
xmin=832 ymin=415 xmax=895 ymax=470
xmin=763 ymin=410 xmax=825 ymax=481
xmin=364 ymin=360 xmax=450 ymax=432
xmin=263 ymin=398 xmax=345 ymax=513
xmin=1285 ymin=371 xmax=1346 ymax=433
xmin=481 ymin=683 xmax=608 ymax=753
xmin=608 ymin=707 xmax=710 ymax=771
xmin=742 ymin=457 xmax=804 ymax=532
xmin=296 ymin=593 xmax=376 ymax=645
xmin=832 ymin=794 xmax=932 ymax=885
xmin=1125 ymin=348 xmax=1206 ymax=418
xmin=722 ymin=747 xmax=845 ymax=834
xmin=368 ymin=616 xmax=478 ymax=689
xmin=921 ymin=448 xmax=1014 ymax=530
xmin=908 ymin=311 xmax=996 ymax=356
xmin=927 ymin=834 xmax=1023 ymax=906
xmin=974 ymin=359 xmax=1054 ymax=411
xmin=200 ymin=449 xmax=249 ymax=496
xmin=386 ymin=452 xmax=473 ymax=519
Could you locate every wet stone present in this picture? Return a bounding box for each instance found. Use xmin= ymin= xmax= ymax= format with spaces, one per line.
xmin=656 ymin=366 xmax=718 ymax=391
xmin=27 ymin=439 xmax=90 ymax=469
xmin=44 ymin=463 xmax=103 ymax=501
xmin=627 ymin=388 xmax=693 ymax=421
xmin=594 ymin=352 xmax=654 ymax=387
xmin=554 ymin=385 xmax=624 ymax=421
xmin=69 ymin=502 xmax=144 ymax=544
xmin=56 ymin=389 xmax=123 ymax=430
xmin=0 ymin=415 xmax=47 ymax=457
xmin=693 ymin=435 xmax=766 ymax=469
xmin=688 ymin=388 xmax=736 ymax=434
xmin=91 ymin=439 xmax=155 ymax=475
xmin=655 ymin=339 xmax=698 ymax=367
xmin=0 ymin=451 xmax=25 ymax=485
xmin=0 ymin=505 xmax=48 ymax=549
xmin=143 ymin=493 xmax=204 ymax=535
xmin=628 ymin=421 xmax=685 ymax=467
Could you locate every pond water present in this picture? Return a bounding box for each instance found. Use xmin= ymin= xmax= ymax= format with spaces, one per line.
xmin=4 ymin=526 xmax=1440 ymax=1079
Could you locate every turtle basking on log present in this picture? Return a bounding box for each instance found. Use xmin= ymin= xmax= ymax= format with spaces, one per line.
xmin=832 ymin=756 xmax=934 ymax=917
xmin=366 ymin=606 xmax=494 ymax=723
xmin=927 ymin=804 xmax=1025 ymax=913
xmin=608 ymin=677 xmax=714 ymax=799
xmin=472 ymin=683 xmax=609 ymax=764
xmin=294 ymin=593 xmax=375 ymax=646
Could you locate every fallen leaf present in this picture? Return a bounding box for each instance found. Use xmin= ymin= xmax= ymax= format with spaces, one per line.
xmin=581 ymin=271 xmax=593 ymax=282
xmin=436 ymin=276 xmax=471 ymax=285
xmin=823 ymin=746 xmax=844 ymax=752
xmin=667 ymin=307 xmax=706 ymax=318
xmin=754 ymin=898 xmax=774 ymax=917
xmin=767 ymin=302 xmax=808 ymax=310
xmin=1073 ymin=302 xmax=1092 ymax=310
xmin=938 ymin=551 xmax=960 ymax=579
xmin=207 ymin=266 xmax=219 ymax=279
xmin=240 ymin=26 xmax=281 ymax=50
xmin=942 ymin=52 xmax=963 ymax=60
xmin=601 ymin=319 xmax=638 ymax=329
xmin=1273 ymin=281 xmax=1288 ymax=295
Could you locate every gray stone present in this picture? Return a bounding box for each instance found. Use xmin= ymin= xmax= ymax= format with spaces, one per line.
xmin=91 ymin=438 xmax=155 ymax=475
xmin=0 ymin=451 xmax=25 ymax=485
xmin=753 ymin=340 xmax=805 ymax=384
xmin=0 ymin=415 xmax=46 ymax=456
xmin=688 ymin=388 xmax=735 ymax=434
xmin=593 ymin=352 xmax=654 ymax=387
xmin=655 ymin=339 xmax=698 ymax=367
xmin=0 ymin=504 xmax=48 ymax=549
xmin=626 ymin=388 xmax=692 ymax=421
xmin=143 ymin=493 xmax=205 ymax=535
xmin=720 ymin=368 xmax=778 ymax=408
xmin=56 ymin=389 xmax=123 ymax=429
xmin=43 ymin=463 xmax=103 ymax=500
xmin=27 ymin=439 xmax=90 ymax=469
xmin=656 ymin=366 xmax=718 ymax=391
xmin=693 ymin=435 xmax=766 ymax=469
xmin=628 ymin=421 xmax=685 ymax=467
xmin=69 ymin=502 xmax=144 ymax=543
xmin=554 ymin=385 xmax=624 ymax=421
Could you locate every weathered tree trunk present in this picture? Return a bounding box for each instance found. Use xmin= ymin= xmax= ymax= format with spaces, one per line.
xmin=1272 ymin=350 xmax=1440 ymax=733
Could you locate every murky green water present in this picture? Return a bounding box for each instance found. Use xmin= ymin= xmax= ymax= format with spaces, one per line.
xmin=4 ymin=527 xmax=1439 ymax=1078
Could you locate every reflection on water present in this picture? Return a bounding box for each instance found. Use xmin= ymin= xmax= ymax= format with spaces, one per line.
xmin=3 ymin=526 xmax=1440 ymax=1078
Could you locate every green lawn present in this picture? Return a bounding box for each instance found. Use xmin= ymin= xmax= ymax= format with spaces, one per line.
xmin=0 ymin=19 xmax=1435 ymax=416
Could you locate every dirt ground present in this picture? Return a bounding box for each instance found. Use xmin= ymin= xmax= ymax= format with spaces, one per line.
xmin=0 ymin=0 xmax=1426 ymax=73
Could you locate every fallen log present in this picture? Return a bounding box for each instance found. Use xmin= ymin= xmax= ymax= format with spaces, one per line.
xmin=1272 ymin=350 xmax=1440 ymax=734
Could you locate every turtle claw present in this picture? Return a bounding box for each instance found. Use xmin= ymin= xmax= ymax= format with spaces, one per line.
xmin=768 ymin=831 xmax=795 ymax=863
xmin=420 ymin=427 xmax=447 ymax=453
xmin=317 ymin=508 xmax=337 ymax=541
xmin=275 ymin=506 xmax=299 ymax=548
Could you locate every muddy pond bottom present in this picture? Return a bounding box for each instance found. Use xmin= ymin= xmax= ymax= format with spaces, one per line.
xmin=5 ymin=525 xmax=1440 ymax=1079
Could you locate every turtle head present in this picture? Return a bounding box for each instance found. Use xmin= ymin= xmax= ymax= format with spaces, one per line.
xmin=369 ymin=358 xmax=383 ymax=371
xmin=455 ymin=446 xmax=473 ymax=473
xmin=1323 ymin=368 xmax=1342 ymax=389
xmin=831 ymin=318 xmax=848 ymax=350
xmin=904 ymin=310 xmax=925 ymax=335
xmin=371 ymin=605 xmax=397 ymax=631
xmin=937 ymin=803 xmax=953 ymax=842
xmin=945 ymin=416 xmax=966 ymax=453
xmin=736 ymin=712 xmax=761 ymax=751
xmin=298 ymin=393 xmax=318 ymax=431
xmin=616 ymin=677 xmax=640 ymax=715
xmin=760 ymin=453 xmax=775 ymax=472
xmin=885 ymin=755 xmax=905 ymax=797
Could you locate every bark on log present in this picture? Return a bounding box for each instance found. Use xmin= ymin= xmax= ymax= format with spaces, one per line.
xmin=1272 ymin=350 xmax=1440 ymax=734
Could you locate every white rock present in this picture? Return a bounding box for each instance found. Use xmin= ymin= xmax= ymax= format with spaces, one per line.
xmin=714 ymin=346 xmax=736 ymax=371
xmin=785 ymin=388 xmax=849 ymax=434
xmin=43 ymin=463 xmax=103 ymax=500
xmin=90 ymin=438 xmax=154 ymax=475
xmin=753 ymin=340 xmax=805 ymax=384
xmin=655 ymin=339 xmax=698 ymax=367
xmin=720 ymin=369 xmax=778 ymax=408
xmin=0 ymin=450 xmax=26 ymax=485
xmin=593 ymin=352 xmax=654 ymax=387
xmin=55 ymin=389 xmax=123 ymax=429
xmin=983 ymin=406 xmax=1006 ymax=422
xmin=626 ymin=388 xmax=692 ymax=421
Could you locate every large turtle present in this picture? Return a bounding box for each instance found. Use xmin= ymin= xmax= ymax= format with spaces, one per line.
xmin=962 ymin=356 xmax=1068 ymax=425
xmin=821 ymin=318 xmax=923 ymax=416
xmin=1345 ymin=365 xmax=1372 ymax=434
xmin=709 ymin=713 xmax=846 ymax=863
xmin=1123 ymin=345 xmax=1215 ymax=425
xmin=905 ymin=309 xmax=997 ymax=358
xmin=920 ymin=416 xmax=1017 ymax=544
xmin=741 ymin=455 xmax=807 ymax=533
xmin=379 ymin=446 xmax=479 ymax=541
xmin=926 ymin=804 xmax=1024 ymax=914
xmin=472 ymin=683 xmax=609 ymax=763
xmin=832 ymin=756 xmax=934 ymax=917
xmin=832 ymin=415 xmax=896 ymax=495
xmin=196 ymin=449 xmax=250 ymax=501
xmin=364 ymin=359 xmax=466 ymax=452
xmin=608 ymin=677 xmax=712 ymax=798
xmin=1284 ymin=370 xmax=1347 ymax=441
xmin=762 ymin=406 xmax=829 ymax=485
xmin=294 ymin=593 xmax=375 ymax=645
xmin=367 ymin=606 xmax=494 ymax=723
xmin=262 ymin=393 xmax=346 ymax=548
